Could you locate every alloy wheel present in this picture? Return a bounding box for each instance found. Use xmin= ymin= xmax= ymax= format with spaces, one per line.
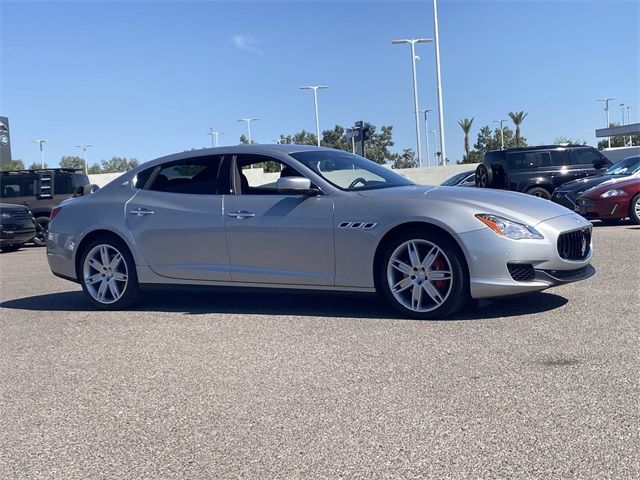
xmin=635 ymin=197 xmax=640 ymax=218
xmin=386 ymin=239 xmax=454 ymax=313
xmin=83 ymin=244 xmax=129 ymax=304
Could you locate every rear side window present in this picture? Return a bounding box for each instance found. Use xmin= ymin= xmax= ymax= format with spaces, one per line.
xmin=53 ymin=175 xmax=71 ymax=195
xmin=572 ymin=149 xmax=602 ymax=166
xmin=0 ymin=176 xmax=36 ymax=197
xmin=147 ymin=156 xmax=222 ymax=195
xmin=506 ymin=151 xmax=551 ymax=170
xmin=551 ymin=150 xmax=570 ymax=167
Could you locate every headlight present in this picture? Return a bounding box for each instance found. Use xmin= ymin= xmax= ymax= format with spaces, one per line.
xmin=600 ymin=189 xmax=626 ymax=198
xmin=475 ymin=214 xmax=544 ymax=240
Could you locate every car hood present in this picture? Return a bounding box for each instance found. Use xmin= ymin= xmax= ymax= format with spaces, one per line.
xmin=556 ymin=174 xmax=619 ymax=193
xmin=581 ymin=176 xmax=640 ymax=197
xmin=358 ymin=185 xmax=575 ymax=226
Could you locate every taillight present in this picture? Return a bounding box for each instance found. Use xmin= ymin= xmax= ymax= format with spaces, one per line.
xmin=50 ymin=206 xmax=62 ymax=221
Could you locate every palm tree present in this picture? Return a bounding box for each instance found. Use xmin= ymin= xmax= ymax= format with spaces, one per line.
xmin=457 ymin=117 xmax=474 ymax=158
xmin=508 ymin=111 xmax=528 ymax=146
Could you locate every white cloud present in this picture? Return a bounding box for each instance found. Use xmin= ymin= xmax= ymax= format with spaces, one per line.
xmin=231 ymin=35 xmax=264 ymax=57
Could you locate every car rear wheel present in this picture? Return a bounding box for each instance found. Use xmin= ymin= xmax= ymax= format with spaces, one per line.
xmin=79 ymin=237 xmax=139 ymax=310
xmin=1 ymin=244 xmax=23 ymax=253
xmin=32 ymin=217 xmax=49 ymax=247
xmin=475 ymin=164 xmax=494 ymax=188
xmin=526 ymin=187 xmax=551 ymax=200
xmin=377 ymin=231 xmax=470 ymax=319
xmin=630 ymin=193 xmax=640 ymax=225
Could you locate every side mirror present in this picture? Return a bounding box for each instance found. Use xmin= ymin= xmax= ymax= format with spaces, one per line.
xmin=276 ymin=177 xmax=318 ymax=195
xmin=83 ymin=184 xmax=100 ymax=195
xmin=594 ymin=159 xmax=607 ymax=169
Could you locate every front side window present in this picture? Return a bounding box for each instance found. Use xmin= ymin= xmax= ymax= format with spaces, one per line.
xmin=572 ymin=149 xmax=602 ymax=166
xmin=290 ymin=150 xmax=413 ymax=191
xmin=147 ymin=156 xmax=222 ymax=195
xmin=234 ymin=155 xmax=306 ymax=194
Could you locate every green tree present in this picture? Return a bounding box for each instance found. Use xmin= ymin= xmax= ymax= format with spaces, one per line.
xmin=291 ymin=130 xmax=318 ymax=146
xmin=392 ymin=148 xmax=419 ymax=169
xmin=554 ymin=136 xmax=587 ymax=146
xmin=362 ymin=124 xmax=396 ymax=164
xmin=239 ymin=134 xmax=256 ymax=145
xmin=474 ymin=125 xmax=526 ymax=152
xmin=321 ymin=125 xmax=350 ymax=151
xmin=59 ymin=155 xmax=86 ymax=170
xmin=508 ymin=111 xmax=528 ymax=147
xmin=87 ymin=163 xmax=102 ymax=174
xmin=0 ymin=159 xmax=25 ymax=171
xmin=458 ymin=150 xmax=483 ymax=165
xmin=28 ymin=162 xmax=48 ymax=170
xmin=457 ymin=117 xmax=474 ymax=158
xmin=100 ymin=157 xmax=139 ymax=173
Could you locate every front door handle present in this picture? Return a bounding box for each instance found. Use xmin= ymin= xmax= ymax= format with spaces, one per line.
xmin=227 ymin=210 xmax=255 ymax=219
xmin=129 ymin=208 xmax=154 ymax=216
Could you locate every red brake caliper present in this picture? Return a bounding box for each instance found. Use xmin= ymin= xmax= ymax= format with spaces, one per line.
xmin=432 ymin=255 xmax=447 ymax=290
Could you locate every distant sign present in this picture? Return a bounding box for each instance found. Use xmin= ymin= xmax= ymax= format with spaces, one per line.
xmin=0 ymin=116 xmax=11 ymax=168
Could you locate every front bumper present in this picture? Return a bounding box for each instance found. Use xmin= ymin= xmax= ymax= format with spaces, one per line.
xmin=0 ymin=226 xmax=36 ymax=245
xmin=458 ymin=213 xmax=595 ymax=299
xmin=575 ymin=196 xmax=629 ymax=220
xmin=552 ymin=191 xmax=577 ymax=210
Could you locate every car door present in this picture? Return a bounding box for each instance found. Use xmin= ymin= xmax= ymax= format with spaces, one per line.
xmin=223 ymin=154 xmax=335 ymax=286
xmin=125 ymin=154 xmax=231 ymax=281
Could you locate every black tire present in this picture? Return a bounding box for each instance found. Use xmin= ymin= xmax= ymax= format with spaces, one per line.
xmin=1 ymin=244 xmax=23 ymax=253
xmin=475 ymin=164 xmax=494 ymax=188
xmin=32 ymin=216 xmax=50 ymax=247
xmin=526 ymin=187 xmax=551 ymax=200
xmin=78 ymin=235 xmax=139 ymax=310
xmin=376 ymin=230 xmax=470 ymax=320
xmin=629 ymin=193 xmax=640 ymax=225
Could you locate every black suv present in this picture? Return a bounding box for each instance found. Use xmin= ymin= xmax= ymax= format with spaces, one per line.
xmin=474 ymin=145 xmax=611 ymax=199
xmin=0 ymin=203 xmax=36 ymax=252
xmin=0 ymin=168 xmax=89 ymax=246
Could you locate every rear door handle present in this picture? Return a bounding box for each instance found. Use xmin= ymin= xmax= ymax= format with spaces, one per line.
xmin=129 ymin=208 xmax=154 ymax=216
xmin=227 ymin=210 xmax=255 ymax=219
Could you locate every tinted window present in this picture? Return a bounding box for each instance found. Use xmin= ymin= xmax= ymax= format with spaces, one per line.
xmin=0 ymin=176 xmax=36 ymax=197
xmin=572 ymin=149 xmax=602 ymax=166
xmin=550 ymin=150 xmax=570 ymax=167
xmin=147 ymin=156 xmax=222 ymax=195
xmin=134 ymin=167 xmax=155 ymax=189
xmin=71 ymin=174 xmax=89 ymax=192
xmin=54 ymin=175 xmax=71 ymax=195
xmin=506 ymin=151 xmax=551 ymax=170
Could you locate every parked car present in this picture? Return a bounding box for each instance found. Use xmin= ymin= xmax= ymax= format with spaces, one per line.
xmin=47 ymin=145 xmax=595 ymax=319
xmin=0 ymin=168 xmax=90 ymax=246
xmin=0 ymin=203 xmax=36 ymax=252
xmin=475 ymin=145 xmax=611 ymax=199
xmin=440 ymin=170 xmax=475 ymax=187
xmin=552 ymin=155 xmax=640 ymax=210
xmin=575 ymin=176 xmax=640 ymax=224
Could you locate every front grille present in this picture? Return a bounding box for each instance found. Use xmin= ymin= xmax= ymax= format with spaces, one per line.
xmin=508 ymin=263 xmax=535 ymax=282
xmin=545 ymin=266 xmax=592 ymax=281
xmin=557 ymin=228 xmax=591 ymax=261
xmin=9 ymin=210 xmax=32 ymax=219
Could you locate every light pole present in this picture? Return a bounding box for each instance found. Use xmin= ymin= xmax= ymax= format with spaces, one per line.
xmin=207 ymin=128 xmax=223 ymax=147
xmin=237 ymin=118 xmax=259 ymax=144
xmin=392 ymin=38 xmax=433 ymax=165
xmin=299 ymin=85 xmax=329 ymax=146
xmin=619 ymin=103 xmax=626 ymax=126
xmin=597 ymin=97 xmax=615 ymax=148
xmin=75 ymin=144 xmax=92 ymax=174
xmin=428 ymin=130 xmax=438 ymax=165
xmin=626 ymin=106 xmax=634 ymax=146
xmin=432 ymin=0 xmax=447 ymax=164
xmin=419 ymin=108 xmax=434 ymax=167
xmin=31 ymin=139 xmax=48 ymax=169
xmin=493 ymin=119 xmax=508 ymax=150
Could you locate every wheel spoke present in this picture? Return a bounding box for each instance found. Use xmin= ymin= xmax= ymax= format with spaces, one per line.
xmin=411 ymin=284 xmax=423 ymax=310
xmin=421 ymin=247 xmax=438 ymax=269
xmin=407 ymin=241 xmax=421 ymax=267
xmin=88 ymin=257 xmax=102 ymax=271
xmin=85 ymin=273 xmax=103 ymax=285
xmin=112 ymin=271 xmax=127 ymax=282
xmin=428 ymin=270 xmax=451 ymax=280
xmin=390 ymin=258 xmax=412 ymax=274
xmin=97 ymin=279 xmax=109 ymax=301
xmin=109 ymin=253 xmax=122 ymax=270
xmin=392 ymin=277 xmax=412 ymax=293
xmin=100 ymin=245 xmax=110 ymax=267
xmin=107 ymin=279 xmax=120 ymax=299
xmin=423 ymin=281 xmax=444 ymax=305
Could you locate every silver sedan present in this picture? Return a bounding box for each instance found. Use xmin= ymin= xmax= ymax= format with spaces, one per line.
xmin=47 ymin=145 xmax=595 ymax=319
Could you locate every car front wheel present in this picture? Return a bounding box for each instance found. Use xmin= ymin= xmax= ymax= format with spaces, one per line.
xmin=378 ymin=231 xmax=470 ymax=319
xmin=630 ymin=193 xmax=640 ymax=225
xmin=526 ymin=187 xmax=551 ymax=200
xmin=79 ymin=237 xmax=139 ymax=310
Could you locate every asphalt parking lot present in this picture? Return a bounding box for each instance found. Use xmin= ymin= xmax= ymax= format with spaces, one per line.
xmin=1 ymin=223 xmax=638 ymax=479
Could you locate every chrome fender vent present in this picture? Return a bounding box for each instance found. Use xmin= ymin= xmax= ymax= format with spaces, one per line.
xmin=338 ymin=222 xmax=378 ymax=230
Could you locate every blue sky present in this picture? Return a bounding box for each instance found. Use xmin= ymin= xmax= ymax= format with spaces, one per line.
xmin=1 ymin=0 xmax=638 ymax=167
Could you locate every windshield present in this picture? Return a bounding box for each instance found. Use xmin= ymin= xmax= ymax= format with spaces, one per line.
xmin=441 ymin=171 xmax=472 ymax=186
xmin=605 ymin=156 xmax=640 ymax=176
xmin=290 ymin=150 xmax=414 ymax=191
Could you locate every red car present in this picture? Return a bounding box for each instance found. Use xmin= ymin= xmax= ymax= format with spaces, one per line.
xmin=575 ymin=176 xmax=640 ymax=224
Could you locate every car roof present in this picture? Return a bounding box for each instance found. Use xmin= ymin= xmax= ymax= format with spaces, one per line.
xmin=487 ymin=144 xmax=593 ymax=154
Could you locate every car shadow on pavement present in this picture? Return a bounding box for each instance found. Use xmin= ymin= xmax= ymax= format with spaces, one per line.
xmin=1 ymin=289 xmax=568 ymax=321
